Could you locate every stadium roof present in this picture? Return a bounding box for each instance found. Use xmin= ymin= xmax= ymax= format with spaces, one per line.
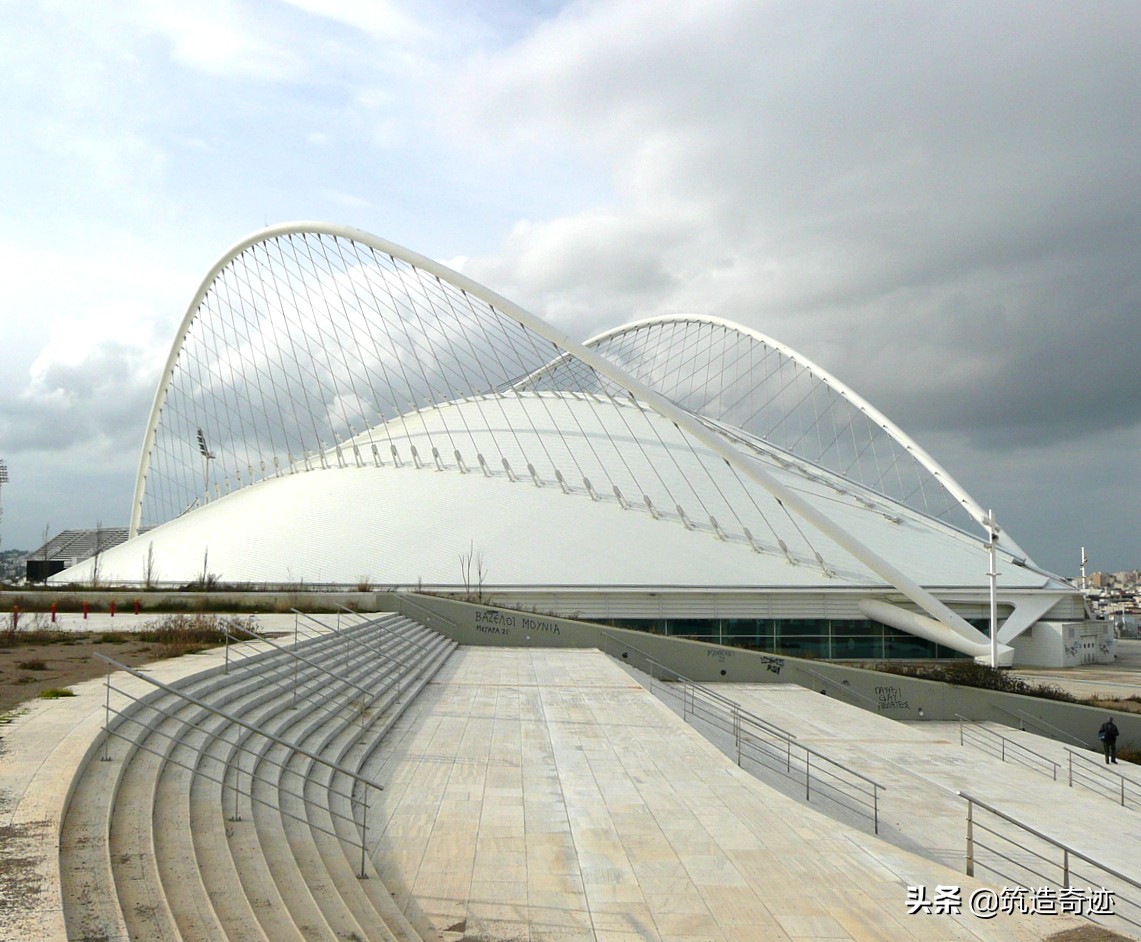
xmin=55 ymin=223 xmax=1081 ymax=661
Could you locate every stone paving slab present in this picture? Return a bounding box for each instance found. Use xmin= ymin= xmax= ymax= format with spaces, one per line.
xmin=363 ymin=648 xmax=1095 ymax=941
xmin=719 ymin=683 xmax=1141 ymax=883
xmin=3 ymin=633 xmax=1133 ymax=942
xmin=0 ymin=614 xmax=318 ymax=942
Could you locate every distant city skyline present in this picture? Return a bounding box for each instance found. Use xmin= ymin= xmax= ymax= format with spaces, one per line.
xmin=1 ymin=2 xmax=1138 ymax=577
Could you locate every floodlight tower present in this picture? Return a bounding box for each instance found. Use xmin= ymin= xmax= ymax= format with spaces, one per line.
xmin=0 ymin=458 xmax=8 ymax=556
xmin=983 ymin=509 xmax=1000 ymax=668
xmin=196 ymin=429 xmax=215 ymax=504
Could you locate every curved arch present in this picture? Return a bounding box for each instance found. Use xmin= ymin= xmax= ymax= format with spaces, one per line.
xmin=131 ymin=223 xmax=1005 ymax=656
xmin=583 ymin=314 xmax=1030 ymax=559
xmin=130 ymin=220 xmax=583 ymax=537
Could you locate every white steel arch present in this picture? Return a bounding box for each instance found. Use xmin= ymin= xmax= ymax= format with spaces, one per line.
xmin=583 ymin=315 xmax=1030 ymax=560
xmin=130 ymin=222 xmax=1007 ymax=658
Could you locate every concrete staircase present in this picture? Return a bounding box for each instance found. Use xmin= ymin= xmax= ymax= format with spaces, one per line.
xmin=58 ymin=613 xmax=455 ymax=942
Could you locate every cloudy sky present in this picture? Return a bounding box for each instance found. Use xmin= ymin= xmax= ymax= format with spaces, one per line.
xmin=1 ymin=0 xmax=1138 ymax=577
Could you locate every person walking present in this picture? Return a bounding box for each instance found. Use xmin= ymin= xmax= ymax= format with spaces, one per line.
xmin=1099 ymin=716 xmax=1120 ymax=764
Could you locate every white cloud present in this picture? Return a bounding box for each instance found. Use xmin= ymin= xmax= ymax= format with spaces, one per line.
xmin=279 ymin=0 xmax=427 ymax=43
xmin=133 ymin=0 xmax=303 ymax=81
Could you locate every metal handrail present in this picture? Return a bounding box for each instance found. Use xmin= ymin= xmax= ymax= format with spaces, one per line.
xmin=224 ymin=619 xmax=380 ymax=712
xmin=1066 ymin=748 xmax=1141 ymax=808
xmin=955 ymin=715 xmax=1060 ymax=780
xmin=602 ymin=631 xmax=885 ymax=832
xmin=794 ymin=663 xmax=879 ymax=709
xmin=292 ymin=610 xmax=416 ymax=685
xmin=602 ymin=632 xmax=796 ymax=741
xmin=96 ymin=654 xmax=385 ymax=791
xmin=959 ymin=790 xmax=1141 ymax=932
xmin=991 ymin=702 xmax=1091 ymax=748
xmin=96 ymin=652 xmax=385 ymax=877
xmin=103 ymin=683 xmax=364 ymax=829
xmin=394 ymin=593 xmax=459 ymax=630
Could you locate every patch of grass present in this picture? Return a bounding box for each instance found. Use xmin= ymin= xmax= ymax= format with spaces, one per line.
xmin=16 ymin=659 xmax=47 ymax=671
xmin=873 ymin=660 xmax=1080 ymax=702
xmin=137 ymin=612 xmax=262 ymax=658
xmin=0 ymin=708 xmax=26 ymax=726
xmin=38 ymin=688 xmax=75 ymax=699
xmin=1084 ymin=696 xmax=1141 ymax=715
xmin=0 ymin=626 xmax=73 ymax=649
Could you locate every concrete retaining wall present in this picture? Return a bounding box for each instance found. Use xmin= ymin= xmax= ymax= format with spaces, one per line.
xmin=381 ymin=591 xmax=1141 ymax=756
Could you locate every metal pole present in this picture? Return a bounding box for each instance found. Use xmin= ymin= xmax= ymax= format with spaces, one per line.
xmin=359 ymin=794 xmax=368 ymax=879
xmin=229 ymin=729 xmax=242 ymax=821
xmin=965 ymin=799 xmax=974 ymax=876
xmin=987 ymin=510 xmax=998 ymax=668
xmin=101 ymin=667 xmax=113 ymax=761
xmin=224 ymin=626 xmax=230 ymax=675
xmin=1063 ymin=848 xmax=1070 ymax=887
xmin=734 ymin=706 xmax=741 ymax=766
xmin=291 ymin=612 xmax=299 ymax=708
xmin=805 ymin=751 xmax=811 ymax=800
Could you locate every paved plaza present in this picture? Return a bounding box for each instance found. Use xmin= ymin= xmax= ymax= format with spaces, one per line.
xmin=2 ymin=625 xmax=1137 ymax=940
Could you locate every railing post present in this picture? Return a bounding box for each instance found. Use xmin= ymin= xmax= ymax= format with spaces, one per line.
xmin=965 ymin=799 xmax=974 ymax=877
xmin=224 ymin=625 xmax=230 ymax=675
xmin=229 ymin=732 xmax=242 ymax=822
xmin=873 ymin=786 xmax=879 ymax=835
xmin=734 ymin=706 xmax=741 ymax=766
xmin=805 ymin=750 xmax=811 ymax=801
xmin=359 ymin=793 xmax=369 ymax=879
xmin=1068 ymin=751 xmax=1073 ymax=787
xmin=291 ymin=613 xmax=300 ymax=708
xmin=1122 ymin=775 xmax=1127 ymax=808
xmin=1063 ymin=847 xmax=1070 ymax=887
xmin=101 ymin=667 xmax=113 ymax=762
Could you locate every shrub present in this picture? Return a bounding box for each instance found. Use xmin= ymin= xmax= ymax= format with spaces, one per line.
xmin=17 ymin=659 xmax=47 ymax=671
xmin=136 ymin=612 xmax=261 ymax=658
xmin=39 ymin=688 xmax=75 ymax=699
xmin=873 ymin=660 xmax=1080 ymax=702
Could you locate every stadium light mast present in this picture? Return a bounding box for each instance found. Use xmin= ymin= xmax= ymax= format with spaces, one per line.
xmin=0 ymin=458 xmax=8 ymax=557
xmin=196 ymin=429 xmax=215 ymax=504
xmin=984 ymin=509 xmax=1000 ymax=668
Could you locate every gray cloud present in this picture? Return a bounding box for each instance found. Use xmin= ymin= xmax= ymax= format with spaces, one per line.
xmin=1 ymin=1 xmax=1137 ymax=576
xmin=452 ymin=0 xmax=1141 ymax=572
xmin=1 ymin=341 xmax=159 ymax=458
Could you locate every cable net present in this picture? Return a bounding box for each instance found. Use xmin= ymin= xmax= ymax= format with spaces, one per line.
xmin=140 ymin=228 xmax=982 ymax=580
xmin=584 ymin=318 xmax=978 ymax=534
